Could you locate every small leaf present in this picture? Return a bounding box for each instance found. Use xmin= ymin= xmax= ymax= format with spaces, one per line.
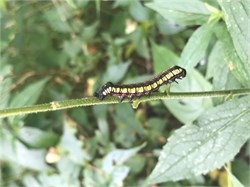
xmin=128 ymin=28 xmax=150 ymax=59
xmin=65 ymin=0 xmax=77 ymax=9
xmin=93 ymin=105 xmax=109 ymax=145
xmin=63 ymin=39 xmax=82 ymax=58
xmin=114 ymin=104 xmax=144 ymax=136
xmin=129 ymin=0 xmax=149 ymax=21
xmin=0 ymin=64 xmax=12 ymax=110
xmin=151 ymin=41 xmax=179 ymax=73
xmin=9 ymin=77 xmax=50 ymax=108
xmin=8 ymin=77 xmax=50 ymax=124
xmin=109 ymin=166 xmax=130 ymax=186
xmin=179 ymin=22 xmax=214 ymax=69
xmin=156 ymin=15 xmax=185 ymax=35
xmin=147 ymin=95 xmax=250 ymax=184
xmin=103 ymin=61 xmax=131 ymax=83
xmin=59 ymin=116 xmax=90 ymax=164
xmin=23 ymin=175 xmax=42 ymax=187
xmin=102 ymin=143 xmax=146 ymax=174
xmin=18 ymin=127 xmax=59 ymax=148
xmin=145 ymin=0 xmax=211 ymax=26
xmin=0 ymin=129 xmax=48 ymax=171
xmin=43 ymin=8 xmax=71 ymax=33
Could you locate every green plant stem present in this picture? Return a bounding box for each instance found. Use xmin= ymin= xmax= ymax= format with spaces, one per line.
xmin=0 ymin=89 xmax=250 ymax=118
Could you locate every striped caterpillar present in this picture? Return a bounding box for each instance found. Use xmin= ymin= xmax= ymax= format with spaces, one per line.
xmin=94 ymin=65 xmax=186 ymax=101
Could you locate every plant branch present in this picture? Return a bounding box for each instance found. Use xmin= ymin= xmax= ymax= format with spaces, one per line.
xmin=0 ymin=88 xmax=250 ymax=118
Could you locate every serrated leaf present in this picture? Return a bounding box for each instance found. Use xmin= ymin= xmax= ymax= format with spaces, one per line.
xmin=18 ymin=127 xmax=59 ymax=148
xmin=179 ymin=22 xmax=214 ymax=69
xmin=163 ymin=69 xmax=213 ymax=125
xmin=147 ymin=95 xmax=250 ymax=184
xmin=218 ymin=0 xmax=250 ymax=66
xmin=145 ymin=0 xmax=211 ymax=26
xmin=214 ymin=23 xmax=250 ymax=87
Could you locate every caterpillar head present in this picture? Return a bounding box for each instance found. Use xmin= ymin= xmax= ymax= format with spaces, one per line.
xmin=94 ymin=82 xmax=114 ymax=100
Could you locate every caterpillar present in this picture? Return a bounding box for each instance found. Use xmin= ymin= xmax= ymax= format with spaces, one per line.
xmin=94 ymin=65 xmax=186 ymax=101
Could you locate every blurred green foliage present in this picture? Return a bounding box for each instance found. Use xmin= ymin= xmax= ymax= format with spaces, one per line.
xmin=0 ymin=0 xmax=249 ymax=186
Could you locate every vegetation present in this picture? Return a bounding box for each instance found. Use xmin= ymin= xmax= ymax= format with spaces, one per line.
xmin=0 ymin=0 xmax=249 ymax=186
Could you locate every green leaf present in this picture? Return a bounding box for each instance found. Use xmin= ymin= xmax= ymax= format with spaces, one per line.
xmin=113 ymin=0 xmax=131 ymax=8
xmin=207 ymin=42 xmax=241 ymax=104
xmin=113 ymin=104 xmax=144 ymax=147
xmin=102 ymin=143 xmax=146 ymax=173
xmin=232 ymin=160 xmax=250 ymax=187
xmin=225 ymin=167 xmax=244 ymax=187
xmin=128 ymin=28 xmax=150 ymax=59
xmin=43 ymin=7 xmax=71 ymax=33
xmin=0 ymin=129 xmax=48 ymax=171
xmin=179 ymin=22 xmax=214 ymax=69
xmin=156 ymin=15 xmax=185 ymax=35
xmin=56 ymin=155 xmax=81 ymax=185
xmin=93 ymin=105 xmax=110 ymax=145
xmin=218 ymin=0 xmax=250 ymax=66
xmin=103 ymin=61 xmax=131 ymax=83
xmin=9 ymin=77 xmax=50 ymax=108
xmin=0 ymin=64 xmax=12 ymax=109
xmin=145 ymin=0 xmax=211 ymax=26
xmin=59 ymin=116 xmax=90 ymax=164
xmin=151 ymin=41 xmax=179 ymax=73
xmin=23 ymin=175 xmax=42 ymax=187
xmin=102 ymin=143 xmax=146 ymax=186
xmin=147 ymin=95 xmax=250 ymax=184
xmin=8 ymin=77 xmax=50 ymax=124
xmin=214 ymin=23 xmax=250 ymax=87
xmin=18 ymin=127 xmax=59 ymax=148
xmin=81 ymin=22 xmax=99 ymax=42
xmin=65 ymin=0 xmax=77 ymax=9
xmin=129 ymin=0 xmax=149 ymax=22
xmin=63 ymin=39 xmax=82 ymax=58
xmin=114 ymin=104 xmax=144 ymax=136
xmin=163 ymin=69 xmax=213 ymax=125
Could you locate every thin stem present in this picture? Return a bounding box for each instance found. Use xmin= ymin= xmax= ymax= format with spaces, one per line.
xmin=0 ymin=88 xmax=250 ymax=118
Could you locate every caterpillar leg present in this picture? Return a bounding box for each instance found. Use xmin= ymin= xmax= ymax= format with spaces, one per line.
xmin=118 ymin=95 xmax=125 ymax=102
